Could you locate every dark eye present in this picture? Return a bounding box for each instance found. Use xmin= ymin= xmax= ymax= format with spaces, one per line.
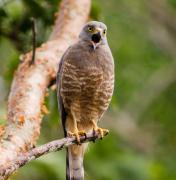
xmin=88 ymin=26 xmax=93 ymax=32
xmin=103 ymin=29 xmax=107 ymax=35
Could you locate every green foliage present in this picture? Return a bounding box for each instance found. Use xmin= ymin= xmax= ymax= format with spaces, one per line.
xmin=0 ymin=0 xmax=176 ymax=179
xmin=168 ymin=0 xmax=176 ymax=9
xmin=90 ymin=1 xmax=101 ymax=20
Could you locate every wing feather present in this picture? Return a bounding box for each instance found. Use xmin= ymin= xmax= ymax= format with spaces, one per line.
xmin=56 ymin=47 xmax=71 ymax=137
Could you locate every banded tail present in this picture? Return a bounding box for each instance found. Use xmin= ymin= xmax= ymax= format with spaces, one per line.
xmin=66 ymin=144 xmax=87 ymax=180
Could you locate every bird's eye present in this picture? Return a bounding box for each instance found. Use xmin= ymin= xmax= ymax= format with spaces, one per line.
xmin=103 ymin=29 xmax=107 ymax=35
xmin=88 ymin=26 xmax=93 ymax=32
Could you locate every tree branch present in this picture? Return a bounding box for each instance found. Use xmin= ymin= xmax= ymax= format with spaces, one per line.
xmin=0 ymin=0 xmax=91 ymax=178
xmin=0 ymin=131 xmax=108 ymax=179
xmin=29 ymin=17 xmax=36 ymax=65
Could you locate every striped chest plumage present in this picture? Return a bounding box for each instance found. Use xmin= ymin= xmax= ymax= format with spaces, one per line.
xmin=60 ymin=41 xmax=114 ymax=126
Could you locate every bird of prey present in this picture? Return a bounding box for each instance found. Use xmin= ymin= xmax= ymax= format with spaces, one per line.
xmin=57 ymin=21 xmax=114 ymax=180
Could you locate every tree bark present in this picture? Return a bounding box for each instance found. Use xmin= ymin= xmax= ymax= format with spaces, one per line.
xmin=0 ymin=0 xmax=91 ymax=178
xmin=0 ymin=131 xmax=108 ymax=178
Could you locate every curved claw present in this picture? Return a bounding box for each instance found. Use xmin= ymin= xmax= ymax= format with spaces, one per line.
xmin=67 ymin=130 xmax=87 ymax=145
xmin=93 ymin=127 xmax=109 ymax=139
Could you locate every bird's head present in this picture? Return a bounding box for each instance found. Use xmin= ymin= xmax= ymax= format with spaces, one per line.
xmin=79 ymin=21 xmax=107 ymax=50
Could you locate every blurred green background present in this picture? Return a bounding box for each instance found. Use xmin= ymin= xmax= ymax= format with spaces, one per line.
xmin=0 ymin=0 xmax=176 ymax=179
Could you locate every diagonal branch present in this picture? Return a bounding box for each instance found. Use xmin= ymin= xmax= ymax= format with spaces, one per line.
xmin=0 ymin=131 xmax=108 ymax=179
xmin=0 ymin=0 xmax=91 ymax=177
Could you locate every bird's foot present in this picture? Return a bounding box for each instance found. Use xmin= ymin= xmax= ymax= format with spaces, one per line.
xmin=93 ymin=127 xmax=109 ymax=139
xmin=67 ymin=130 xmax=87 ymax=145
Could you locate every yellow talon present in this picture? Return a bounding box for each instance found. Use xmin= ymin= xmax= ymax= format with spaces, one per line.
xmin=67 ymin=130 xmax=86 ymax=144
xmin=93 ymin=127 xmax=109 ymax=139
xmin=92 ymin=121 xmax=109 ymax=139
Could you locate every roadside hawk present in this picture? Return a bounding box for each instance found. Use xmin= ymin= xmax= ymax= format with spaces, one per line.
xmin=57 ymin=21 xmax=114 ymax=180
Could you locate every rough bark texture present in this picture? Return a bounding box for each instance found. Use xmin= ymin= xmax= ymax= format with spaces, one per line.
xmin=0 ymin=0 xmax=91 ymax=178
xmin=0 ymin=131 xmax=108 ymax=178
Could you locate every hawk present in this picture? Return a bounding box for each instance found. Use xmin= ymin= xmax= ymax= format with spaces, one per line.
xmin=57 ymin=21 xmax=114 ymax=180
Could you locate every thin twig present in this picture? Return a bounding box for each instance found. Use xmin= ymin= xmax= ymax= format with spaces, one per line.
xmin=29 ymin=17 xmax=36 ymax=65
xmin=0 ymin=131 xmax=108 ymax=178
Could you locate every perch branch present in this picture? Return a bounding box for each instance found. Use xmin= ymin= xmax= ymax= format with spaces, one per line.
xmin=29 ymin=17 xmax=36 ymax=65
xmin=0 ymin=131 xmax=108 ymax=178
xmin=0 ymin=0 xmax=91 ymax=177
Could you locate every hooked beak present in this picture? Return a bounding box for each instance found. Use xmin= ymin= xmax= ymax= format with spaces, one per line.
xmin=91 ymin=28 xmax=103 ymax=50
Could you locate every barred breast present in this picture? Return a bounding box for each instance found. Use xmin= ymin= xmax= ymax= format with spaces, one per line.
xmin=60 ymin=41 xmax=114 ymax=129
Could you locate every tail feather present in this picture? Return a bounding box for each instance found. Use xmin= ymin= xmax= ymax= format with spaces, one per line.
xmin=66 ymin=144 xmax=87 ymax=180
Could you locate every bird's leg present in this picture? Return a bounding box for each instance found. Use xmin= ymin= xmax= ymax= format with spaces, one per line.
xmin=92 ymin=121 xmax=109 ymax=139
xmin=67 ymin=109 xmax=86 ymax=144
